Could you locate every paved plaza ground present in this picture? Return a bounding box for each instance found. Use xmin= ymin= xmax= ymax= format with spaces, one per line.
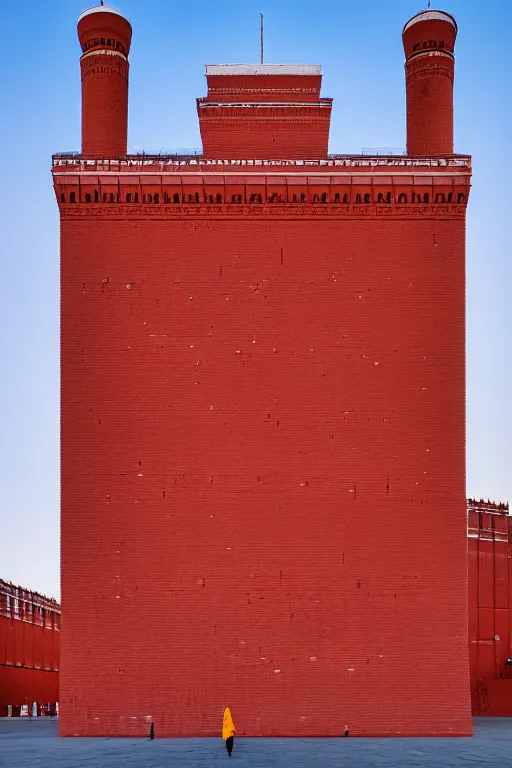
xmin=1 ymin=717 xmax=511 ymax=767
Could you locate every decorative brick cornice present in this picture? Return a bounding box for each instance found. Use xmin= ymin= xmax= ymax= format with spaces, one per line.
xmin=406 ymin=54 xmax=454 ymax=83
xmin=59 ymin=203 xmax=467 ymax=219
xmin=81 ymin=52 xmax=129 ymax=80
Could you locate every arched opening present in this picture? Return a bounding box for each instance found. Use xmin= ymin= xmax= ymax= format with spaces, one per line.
xmin=434 ymin=193 xmax=446 ymax=204
xmin=94 ymin=189 xmax=99 ymax=203
xmin=397 ymin=193 xmax=408 ymax=204
xmin=70 ymin=192 xmax=76 ymax=203
xmin=173 ymin=193 xmax=180 ymax=203
xmin=154 ymin=193 xmax=159 ymax=204
xmin=378 ymin=192 xmax=391 ymax=204
xmin=85 ymin=193 xmax=91 ymax=203
xmin=60 ymin=193 xmax=65 ymax=203
xmin=126 ymin=193 xmax=132 ymax=203
xmin=457 ymin=192 xmax=466 ymax=204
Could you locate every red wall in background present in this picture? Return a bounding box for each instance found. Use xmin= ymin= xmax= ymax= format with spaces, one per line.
xmin=467 ymin=502 xmax=512 ymax=715
xmin=0 ymin=584 xmax=60 ymax=713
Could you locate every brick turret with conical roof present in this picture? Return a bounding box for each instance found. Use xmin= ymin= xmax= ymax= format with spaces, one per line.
xmin=77 ymin=4 xmax=132 ymax=157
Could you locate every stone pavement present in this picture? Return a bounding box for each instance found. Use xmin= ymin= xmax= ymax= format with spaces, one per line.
xmin=1 ymin=717 xmax=511 ymax=768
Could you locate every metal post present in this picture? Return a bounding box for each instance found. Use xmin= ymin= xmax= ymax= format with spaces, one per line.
xmin=260 ymin=14 xmax=264 ymax=64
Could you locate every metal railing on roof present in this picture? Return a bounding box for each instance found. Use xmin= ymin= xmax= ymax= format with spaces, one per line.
xmin=52 ymin=153 xmax=472 ymax=171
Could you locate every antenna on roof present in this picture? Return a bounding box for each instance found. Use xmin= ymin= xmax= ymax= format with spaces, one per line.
xmin=100 ymin=0 xmax=104 ymax=5
xmin=260 ymin=14 xmax=264 ymax=64
xmin=427 ymin=0 xmax=431 ymax=7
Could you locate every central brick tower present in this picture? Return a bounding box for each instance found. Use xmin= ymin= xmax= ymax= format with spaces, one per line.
xmin=56 ymin=5 xmax=472 ymax=737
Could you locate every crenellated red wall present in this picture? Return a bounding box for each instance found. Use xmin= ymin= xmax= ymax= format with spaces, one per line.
xmin=0 ymin=585 xmax=60 ymax=713
xmin=467 ymin=502 xmax=512 ymax=715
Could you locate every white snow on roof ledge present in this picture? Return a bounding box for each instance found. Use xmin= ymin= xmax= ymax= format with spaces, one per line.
xmin=206 ymin=64 xmax=321 ymax=76
xmin=403 ymin=10 xmax=457 ymax=35
xmin=78 ymin=6 xmax=131 ymax=24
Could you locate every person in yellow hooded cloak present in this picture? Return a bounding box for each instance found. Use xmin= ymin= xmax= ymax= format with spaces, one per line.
xmin=222 ymin=707 xmax=236 ymax=757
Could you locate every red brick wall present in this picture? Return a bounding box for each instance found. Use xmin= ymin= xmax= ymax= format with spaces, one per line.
xmin=468 ymin=508 xmax=512 ymax=715
xmin=0 ymin=667 xmax=59 ymax=712
xmin=60 ymin=213 xmax=470 ymax=736
xmin=80 ymin=53 xmax=129 ymax=157
xmin=199 ymin=109 xmax=331 ymax=159
xmin=0 ymin=614 xmax=59 ymax=711
xmin=405 ymin=55 xmax=454 ymax=156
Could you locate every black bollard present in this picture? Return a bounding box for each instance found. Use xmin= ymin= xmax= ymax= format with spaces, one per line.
xmin=150 ymin=722 xmax=155 ymax=740
xmin=344 ymin=725 xmax=349 ymax=737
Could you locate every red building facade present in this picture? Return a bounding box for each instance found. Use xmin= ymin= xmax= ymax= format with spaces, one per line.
xmin=468 ymin=500 xmax=512 ymax=716
xmin=56 ymin=7 xmax=472 ymax=736
xmin=0 ymin=580 xmax=60 ymax=715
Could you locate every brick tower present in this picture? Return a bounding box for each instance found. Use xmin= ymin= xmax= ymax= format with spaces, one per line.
xmin=55 ymin=4 xmax=472 ymax=737
xmin=77 ymin=5 xmax=132 ymax=157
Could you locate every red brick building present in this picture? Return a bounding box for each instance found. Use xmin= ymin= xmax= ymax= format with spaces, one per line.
xmin=55 ymin=6 xmax=472 ymax=736
xmin=0 ymin=580 xmax=60 ymax=715
xmin=468 ymin=499 xmax=512 ymax=715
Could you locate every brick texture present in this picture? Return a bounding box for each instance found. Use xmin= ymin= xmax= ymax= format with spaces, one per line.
xmin=405 ymin=56 xmax=454 ymax=156
xmin=60 ymin=214 xmax=471 ymax=737
xmin=0 ymin=613 xmax=60 ymax=712
xmin=402 ymin=13 xmax=457 ymax=156
xmin=468 ymin=504 xmax=512 ymax=715
xmin=80 ymin=53 xmax=129 ymax=158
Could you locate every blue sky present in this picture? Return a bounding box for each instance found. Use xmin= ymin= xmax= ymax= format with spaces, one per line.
xmin=0 ymin=1 xmax=509 ymax=600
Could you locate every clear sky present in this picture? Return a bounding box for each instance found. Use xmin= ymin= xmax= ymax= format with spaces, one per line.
xmin=0 ymin=1 xmax=509 ymax=600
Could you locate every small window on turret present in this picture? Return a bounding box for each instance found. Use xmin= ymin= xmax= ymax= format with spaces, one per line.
xmin=110 ymin=193 xmax=115 ymax=203
xmin=85 ymin=193 xmax=91 ymax=203
xmin=154 ymin=194 xmax=159 ymax=204
xmin=60 ymin=194 xmax=65 ymax=203
xmin=134 ymin=193 xmax=139 ymax=203
xmin=457 ymin=193 xmax=466 ymax=204
xmin=100 ymin=38 xmax=105 ymax=45
xmin=434 ymin=193 xmax=446 ymax=204
xmin=216 ymin=194 xmax=222 ymax=204
xmin=126 ymin=193 xmax=132 ymax=203
xmin=94 ymin=190 xmax=99 ymax=203
xmin=70 ymin=193 xmax=76 ymax=203
xmin=173 ymin=193 xmax=180 ymax=203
